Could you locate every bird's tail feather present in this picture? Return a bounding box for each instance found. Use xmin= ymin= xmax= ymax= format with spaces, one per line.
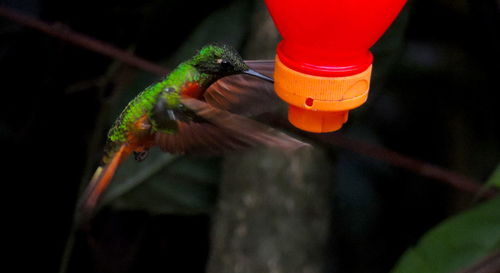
xmin=76 ymin=144 xmax=126 ymax=222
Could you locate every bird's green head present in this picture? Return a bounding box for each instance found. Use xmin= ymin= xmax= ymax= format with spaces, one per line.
xmin=190 ymin=44 xmax=273 ymax=82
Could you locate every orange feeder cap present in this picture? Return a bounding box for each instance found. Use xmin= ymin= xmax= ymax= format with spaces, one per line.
xmin=273 ymin=56 xmax=372 ymax=133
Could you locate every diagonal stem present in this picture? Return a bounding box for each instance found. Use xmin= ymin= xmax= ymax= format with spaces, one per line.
xmin=312 ymin=133 xmax=498 ymax=199
xmin=0 ymin=6 xmax=169 ymax=76
xmin=455 ymin=251 xmax=500 ymax=273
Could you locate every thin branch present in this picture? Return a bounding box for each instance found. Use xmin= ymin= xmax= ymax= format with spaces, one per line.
xmin=455 ymin=251 xmax=500 ymax=273
xmin=312 ymin=133 xmax=498 ymax=198
xmin=0 ymin=6 xmax=169 ymax=76
xmin=1 ymin=6 xmax=496 ymax=198
xmin=265 ymin=113 xmax=497 ymax=198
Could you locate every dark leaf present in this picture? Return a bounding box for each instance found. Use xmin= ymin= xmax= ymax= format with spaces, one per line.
xmin=485 ymin=164 xmax=500 ymax=189
xmin=390 ymin=197 xmax=500 ymax=273
xmin=106 ymin=149 xmax=221 ymax=214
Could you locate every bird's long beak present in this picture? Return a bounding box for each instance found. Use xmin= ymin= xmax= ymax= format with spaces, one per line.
xmin=243 ymin=69 xmax=274 ymax=83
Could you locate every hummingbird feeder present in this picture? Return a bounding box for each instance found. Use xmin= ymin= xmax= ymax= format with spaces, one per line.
xmin=264 ymin=0 xmax=407 ymax=132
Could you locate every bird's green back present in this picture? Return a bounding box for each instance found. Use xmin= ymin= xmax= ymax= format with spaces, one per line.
xmin=107 ymin=62 xmax=203 ymax=143
xmin=105 ymin=44 xmax=242 ymax=147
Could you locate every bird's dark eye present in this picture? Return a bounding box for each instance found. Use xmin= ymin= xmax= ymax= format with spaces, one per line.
xmin=220 ymin=60 xmax=233 ymax=71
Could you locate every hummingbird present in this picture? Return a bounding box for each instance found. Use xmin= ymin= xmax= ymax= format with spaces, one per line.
xmin=77 ymin=44 xmax=307 ymax=219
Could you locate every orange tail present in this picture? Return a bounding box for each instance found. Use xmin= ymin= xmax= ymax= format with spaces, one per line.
xmin=77 ymin=145 xmax=127 ymax=220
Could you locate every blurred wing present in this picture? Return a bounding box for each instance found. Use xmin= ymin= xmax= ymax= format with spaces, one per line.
xmin=154 ymin=98 xmax=309 ymax=155
xmin=204 ymin=60 xmax=281 ymax=116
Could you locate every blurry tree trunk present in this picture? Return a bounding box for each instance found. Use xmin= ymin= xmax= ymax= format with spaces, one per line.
xmin=206 ymin=3 xmax=333 ymax=273
xmin=206 ymin=147 xmax=333 ymax=273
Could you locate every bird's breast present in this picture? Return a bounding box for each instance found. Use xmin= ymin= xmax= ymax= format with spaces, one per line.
xmin=125 ymin=114 xmax=155 ymax=151
xmin=179 ymin=81 xmax=203 ymax=99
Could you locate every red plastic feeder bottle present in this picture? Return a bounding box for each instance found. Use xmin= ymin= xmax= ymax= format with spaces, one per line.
xmin=264 ymin=0 xmax=407 ymax=132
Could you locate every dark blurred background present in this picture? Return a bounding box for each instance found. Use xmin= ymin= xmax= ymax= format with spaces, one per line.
xmin=1 ymin=0 xmax=498 ymax=273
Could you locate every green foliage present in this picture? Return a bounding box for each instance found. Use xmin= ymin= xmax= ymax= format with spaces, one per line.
xmin=390 ymin=197 xmax=500 ymax=273
xmin=485 ymin=164 xmax=500 ymax=189
xmin=98 ymin=149 xmax=176 ymax=207
xmin=100 ymin=148 xmax=221 ymax=214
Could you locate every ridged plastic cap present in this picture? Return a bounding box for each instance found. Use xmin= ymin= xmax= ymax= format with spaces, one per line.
xmin=273 ymin=55 xmax=372 ymax=132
